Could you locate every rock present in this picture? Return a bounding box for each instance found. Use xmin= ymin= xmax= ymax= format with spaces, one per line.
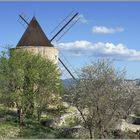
xmin=40 ymin=119 xmax=55 ymax=128
xmin=127 ymin=115 xmax=140 ymax=125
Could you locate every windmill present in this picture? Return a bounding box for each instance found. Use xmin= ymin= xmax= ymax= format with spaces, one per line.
xmin=15 ymin=12 xmax=80 ymax=81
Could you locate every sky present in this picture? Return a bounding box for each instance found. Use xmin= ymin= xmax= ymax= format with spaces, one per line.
xmin=0 ymin=2 xmax=140 ymax=79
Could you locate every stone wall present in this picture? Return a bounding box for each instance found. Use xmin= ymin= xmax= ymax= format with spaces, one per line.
xmin=11 ymin=46 xmax=59 ymax=64
xmin=117 ymin=119 xmax=140 ymax=132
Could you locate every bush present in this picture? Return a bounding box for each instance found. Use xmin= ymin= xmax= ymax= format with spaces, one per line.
xmin=61 ymin=116 xmax=81 ymax=127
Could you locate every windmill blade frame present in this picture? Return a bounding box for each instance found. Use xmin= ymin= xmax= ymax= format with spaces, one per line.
xmin=56 ymin=16 xmax=80 ymax=42
xmin=19 ymin=15 xmax=29 ymax=25
xmin=50 ymin=12 xmax=79 ymax=42
xmin=50 ymin=10 xmax=75 ymax=35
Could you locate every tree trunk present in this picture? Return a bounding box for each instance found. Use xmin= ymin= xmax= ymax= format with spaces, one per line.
xmin=76 ymin=107 xmax=93 ymax=138
xmin=37 ymin=109 xmax=42 ymax=122
xmin=17 ymin=108 xmax=24 ymax=125
xmin=88 ymin=127 xmax=93 ymax=139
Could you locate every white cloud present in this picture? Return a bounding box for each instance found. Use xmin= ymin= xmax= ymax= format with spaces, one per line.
xmin=92 ymin=26 xmax=124 ymax=34
xmin=78 ymin=14 xmax=88 ymax=24
xmin=57 ymin=40 xmax=140 ymax=61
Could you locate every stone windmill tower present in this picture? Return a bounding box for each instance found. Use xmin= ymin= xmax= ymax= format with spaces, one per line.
xmin=12 ymin=12 xmax=80 ymax=80
xmin=13 ymin=16 xmax=58 ymax=64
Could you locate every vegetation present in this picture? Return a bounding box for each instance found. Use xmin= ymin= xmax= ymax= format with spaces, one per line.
xmin=0 ymin=104 xmax=62 ymax=139
xmin=0 ymin=49 xmax=63 ymax=123
xmin=0 ymin=48 xmax=140 ymax=139
xmin=64 ymin=59 xmax=140 ymax=138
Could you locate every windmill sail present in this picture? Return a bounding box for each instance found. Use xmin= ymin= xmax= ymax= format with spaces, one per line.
xmin=50 ymin=12 xmax=79 ymax=42
xmin=18 ymin=13 xmax=30 ymax=28
xmin=56 ymin=16 xmax=80 ymax=42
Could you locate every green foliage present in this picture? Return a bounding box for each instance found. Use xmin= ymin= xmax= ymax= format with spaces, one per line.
xmin=62 ymin=116 xmax=81 ymax=127
xmin=135 ymin=112 xmax=140 ymax=117
xmin=0 ymin=49 xmax=62 ymax=123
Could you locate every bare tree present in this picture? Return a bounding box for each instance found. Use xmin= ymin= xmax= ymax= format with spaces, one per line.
xmin=64 ymin=59 xmax=140 ymax=138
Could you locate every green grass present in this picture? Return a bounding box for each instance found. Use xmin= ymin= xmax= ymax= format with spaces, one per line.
xmin=0 ymin=104 xmax=19 ymax=138
xmin=0 ymin=119 xmax=60 ymax=139
xmin=18 ymin=121 xmax=59 ymax=138
xmin=0 ymin=104 xmax=73 ymax=139
xmin=0 ymin=120 xmax=20 ymax=138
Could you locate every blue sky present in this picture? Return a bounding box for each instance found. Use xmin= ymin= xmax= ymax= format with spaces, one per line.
xmin=1 ymin=2 xmax=140 ymax=79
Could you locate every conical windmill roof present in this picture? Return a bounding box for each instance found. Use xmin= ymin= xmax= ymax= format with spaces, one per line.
xmin=17 ymin=16 xmax=53 ymax=47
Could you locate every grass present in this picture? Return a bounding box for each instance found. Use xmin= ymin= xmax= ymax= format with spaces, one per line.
xmin=0 ymin=104 xmax=73 ymax=139
xmin=0 ymin=104 xmax=19 ymax=138
xmin=0 ymin=119 xmax=60 ymax=138
xmin=18 ymin=121 xmax=59 ymax=138
xmin=0 ymin=104 xmax=79 ymax=139
xmin=0 ymin=120 xmax=20 ymax=138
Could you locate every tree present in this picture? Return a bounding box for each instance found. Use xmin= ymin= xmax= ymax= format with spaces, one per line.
xmin=0 ymin=48 xmax=62 ymax=124
xmin=64 ymin=59 xmax=140 ymax=138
